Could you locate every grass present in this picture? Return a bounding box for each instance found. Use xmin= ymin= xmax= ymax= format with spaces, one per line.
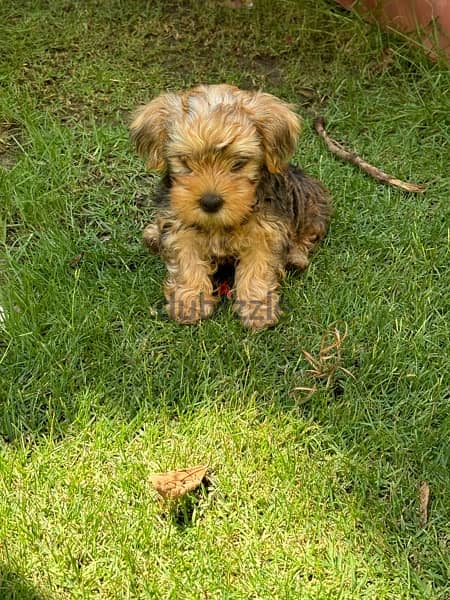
xmin=1 ymin=0 xmax=449 ymax=597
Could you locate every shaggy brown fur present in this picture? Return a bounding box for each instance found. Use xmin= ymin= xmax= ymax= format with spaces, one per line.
xmin=131 ymin=84 xmax=331 ymax=329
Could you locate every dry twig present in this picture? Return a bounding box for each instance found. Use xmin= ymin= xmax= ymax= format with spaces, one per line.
xmin=292 ymin=324 xmax=354 ymax=399
xmin=303 ymin=324 xmax=354 ymax=388
xmin=419 ymin=481 xmax=430 ymax=527
xmin=314 ymin=117 xmax=425 ymax=194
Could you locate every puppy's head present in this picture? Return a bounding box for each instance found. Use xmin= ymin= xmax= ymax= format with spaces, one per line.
xmin=130 ymin=84 xmax=300 ymax=229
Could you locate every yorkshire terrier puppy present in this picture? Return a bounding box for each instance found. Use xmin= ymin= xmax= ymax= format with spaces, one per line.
xmin=130 ymin=84 xmax=331 ymax=330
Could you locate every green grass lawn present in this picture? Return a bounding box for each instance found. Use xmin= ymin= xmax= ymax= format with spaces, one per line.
xmin=1 ymin=0 xmax=449 ymax=597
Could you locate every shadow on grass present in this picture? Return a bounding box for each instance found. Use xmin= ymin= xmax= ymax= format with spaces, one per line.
xmin=0 ymin=564 xmax=46 ymax=600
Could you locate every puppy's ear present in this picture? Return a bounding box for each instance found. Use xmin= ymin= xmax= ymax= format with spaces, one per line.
xmin=243 ymin=92 xmax=301 ymax=173
xmin=130 ymin=93 xmax=181 ymax=171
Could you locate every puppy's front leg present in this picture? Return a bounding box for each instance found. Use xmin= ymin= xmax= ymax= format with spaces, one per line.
xmin=163 ymin=230 xmax=216 ymax=324
xmin=234 ymin=239 xmax=285 ymax=330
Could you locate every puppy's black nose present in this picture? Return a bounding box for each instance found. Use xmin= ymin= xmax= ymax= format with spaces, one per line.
xmin=199 ymin=193 xmax=224 ymax=213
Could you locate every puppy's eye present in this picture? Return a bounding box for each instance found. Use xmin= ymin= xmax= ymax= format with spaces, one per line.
xmin=231 ymin=159 xmax=248 ymax=172
xmin=178 ymin=157 xmax=192 ymax=173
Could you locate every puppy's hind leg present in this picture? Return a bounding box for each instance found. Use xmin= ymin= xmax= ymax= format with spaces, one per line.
xmin=287 ymin=177 xmax=331 ymax=270
xmin=286 ymin=242 xmax=311 ymax=270
xmin=287 ymin=226 xmax=324 ymax=270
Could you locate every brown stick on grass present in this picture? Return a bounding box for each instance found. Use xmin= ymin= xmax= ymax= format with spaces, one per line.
xmin=419 ymin=481 xmax=430 ymax=528
xmin=314 ymin=117 xmax=426 ymax=194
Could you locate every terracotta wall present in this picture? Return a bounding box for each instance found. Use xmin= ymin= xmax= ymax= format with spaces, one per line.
xmin=336 ymin=0 xmax=450 ymax=60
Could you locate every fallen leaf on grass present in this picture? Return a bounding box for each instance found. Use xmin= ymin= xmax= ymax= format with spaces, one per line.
xmin=150 ymin=465 xmax=209 ymax=500
xmin=419 ymin=481 xmax=430 ymax=527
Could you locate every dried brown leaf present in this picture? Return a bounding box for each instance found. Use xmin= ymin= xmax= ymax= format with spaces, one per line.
xmin=150 ymin=465 xmax=208 ymax=500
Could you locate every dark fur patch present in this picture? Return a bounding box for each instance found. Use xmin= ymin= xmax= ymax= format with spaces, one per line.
xmin=255 ymin=165 xmax=332 ymax=238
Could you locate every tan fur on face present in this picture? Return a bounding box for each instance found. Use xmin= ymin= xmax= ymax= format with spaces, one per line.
xmin=170 ymin=167 xmax=257 ymax=229
xmin=130 ymin=84 xmax=300 ymax=229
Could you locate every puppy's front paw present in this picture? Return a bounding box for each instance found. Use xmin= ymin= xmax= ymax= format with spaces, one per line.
xmin=234 ymin=296 xmax=282 ymax=330
xmin=166 ymin=291 xmax=217 ymax=324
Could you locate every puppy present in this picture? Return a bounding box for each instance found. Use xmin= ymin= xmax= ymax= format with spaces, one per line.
xmin=130 ymin=84 xmax=331 ymax=329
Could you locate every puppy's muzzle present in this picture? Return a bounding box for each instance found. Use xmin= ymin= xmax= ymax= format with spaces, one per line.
xmin=200 ymin=193 xmax=224 ymax=213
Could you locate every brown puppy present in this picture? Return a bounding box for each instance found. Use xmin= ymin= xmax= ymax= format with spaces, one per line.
xmin=130 ymin=84 xmax=331 ymax=329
